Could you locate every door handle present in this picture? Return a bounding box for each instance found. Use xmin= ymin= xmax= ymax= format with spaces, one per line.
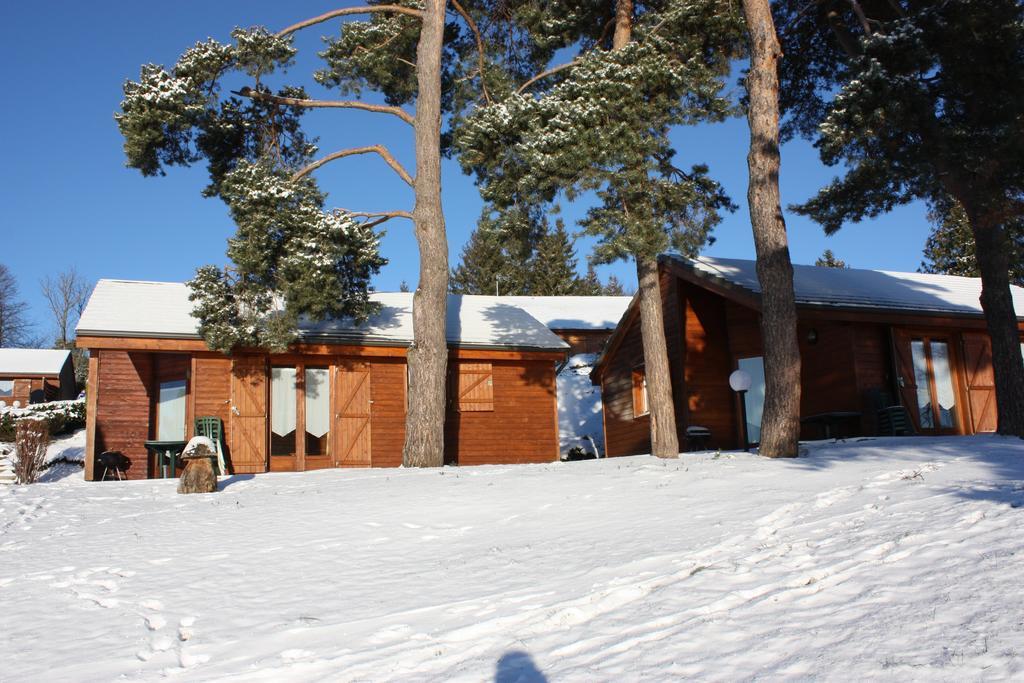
xmin=897 ymin=376 xmax=905 ymax=388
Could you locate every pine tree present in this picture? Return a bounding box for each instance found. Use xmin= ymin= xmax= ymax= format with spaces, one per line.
xmin=815 ymin=250 xmax=847 ymax=269
xmin=776 ymin=0 xmax=1024 ymax=436
xmin=457 ymin=0 xmax=741 ymax=458
xmin=921 ymin=203 xmax=1024 ymax=286
xmin=603 ymin=275 xmax=630 ymax=296
xmin=528 ymin=221 xmax=582 ymax=295
xmin=578 ymin=264 xmax=605 ymax=296
xmin=116 ymin=3 xmax=496 ymax=467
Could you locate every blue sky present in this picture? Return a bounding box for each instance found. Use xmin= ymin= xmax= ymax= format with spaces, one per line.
xmin=1 ymin=1 xmax=932 ymax=338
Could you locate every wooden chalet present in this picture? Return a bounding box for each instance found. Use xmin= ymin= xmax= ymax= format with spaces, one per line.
xmin=76 ymin=281 xmax=569 ymax=480
xmin=592 ymin=255 xmax=1024 ymax=456
xmin=0 ymin=349 xmax=77 ymax=406
xmin=496 ymin=296 xmax=632 ymax=355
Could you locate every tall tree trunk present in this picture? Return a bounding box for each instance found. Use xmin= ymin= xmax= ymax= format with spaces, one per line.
xmin=741 ymin=0 xmax=801 ymax=457
xmin=961 ymin=208 xmax=1024 ymax=436
xmin=613 ymin=0 xmax=679 ymax=458
xmin=636 ymin=255 xmax=680 ymax=457
xmin=403 ymin=0 xmax=449 ymax=467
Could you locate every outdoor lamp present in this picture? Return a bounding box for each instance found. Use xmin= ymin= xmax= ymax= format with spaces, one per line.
xmin=729 ymin=369 xmax=752 ymax=451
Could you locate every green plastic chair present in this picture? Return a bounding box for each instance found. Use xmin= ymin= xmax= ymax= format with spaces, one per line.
xmin=194 ymin=416 xmax=228 ymax=475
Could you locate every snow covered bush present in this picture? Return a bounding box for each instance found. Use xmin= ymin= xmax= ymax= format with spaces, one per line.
xmin=14 ymin=418 xmax=49 ymax=484
xmin=0 ymin=398 xmax=86 ymax=441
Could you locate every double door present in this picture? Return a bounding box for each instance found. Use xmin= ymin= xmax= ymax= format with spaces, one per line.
xmin=230 ymin=357 xmax=372 ymax=472
xmin=893 ymin=332 xmax=962 ymax=434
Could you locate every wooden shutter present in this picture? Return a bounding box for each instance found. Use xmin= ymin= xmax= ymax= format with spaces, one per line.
xmin=229 ymin=355 xmax=268 ymax=474
xmin=335 ymin=364 xmax=371 ymax=466
xmin=457 ymin=363 xmax=494 ymax=412
xmin=632 ymin=367 xmax=647 ymax=418
xmin=962 ymin=333 xmax=997 ymax=433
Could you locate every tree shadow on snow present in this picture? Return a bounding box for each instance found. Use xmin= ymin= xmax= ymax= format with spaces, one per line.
xmin=217 ymin=473 xmax=255 ymax=490
xmin=494 ymin=650 xmax=548 ymax=683
xmin=779 ymin=435 xmax=1024 ymax=507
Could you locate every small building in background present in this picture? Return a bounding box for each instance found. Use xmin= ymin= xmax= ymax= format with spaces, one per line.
xmin=592 ymin=255 xmax=1024 ymax=456
xmin=0 ymin=349 xmax=77 ymax=406
xmin=495 ymin=296 xmax=633 ymax=355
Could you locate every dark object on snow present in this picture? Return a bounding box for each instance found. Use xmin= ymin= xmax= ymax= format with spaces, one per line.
xmin=685 ymin=425 xmax=712 ymax=451
xmin=564 ymin=446 xmax=596 ymax=461
xmin=877 ymin=406 xmax=916 ymax=437
xmin=177 ymin=440 xmax=217 ymax=494
xmin=97 ymin=451 xmax=130 ymax=481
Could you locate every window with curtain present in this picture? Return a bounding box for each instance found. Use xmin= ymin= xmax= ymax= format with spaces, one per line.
xmin=304 ymin=367 xmax=330 ymax=456
xmin=271 ymin=367 xmax=297 ymax=457
xmin=157 ymin=379 xmax=187 ymax=441
xmin=738 ymin=357 xmax=766 ymax=444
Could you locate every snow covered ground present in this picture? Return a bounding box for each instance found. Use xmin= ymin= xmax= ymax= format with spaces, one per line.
xmin=557 ymin=353 xmax=604 ymax=457
xmin=2 ymin=436 xmax=1024 ymax=681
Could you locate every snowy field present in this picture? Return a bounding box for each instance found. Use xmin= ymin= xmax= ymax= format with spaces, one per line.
xmin=2 ymin=436 xmax=1024 ymax=681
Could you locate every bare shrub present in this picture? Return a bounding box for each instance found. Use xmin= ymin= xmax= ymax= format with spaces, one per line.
xmin=14 ymin=418 xmax=49 ymax=484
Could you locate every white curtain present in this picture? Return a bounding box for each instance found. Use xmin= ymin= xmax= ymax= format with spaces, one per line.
xmin=738 ymin=357 xmax=766 ymax=443
xmin=158 ymin=380 xmax=187 ymax=441
xmin=305 ymin=368 xmax=330 ymax=438
xmin=271 ymin=368 xmax=297 ymax=437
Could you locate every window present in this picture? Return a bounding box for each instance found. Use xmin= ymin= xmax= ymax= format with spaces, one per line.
xmin=632 ymin=367 xmax=648 ymax=418
xmin=271 ymin=367 xmax=298 ymax=457
xmin=0 ymin=380 xmax=12 ymax=398
xmin=910 ymin=338 xmax=957 ymax=430
xmin=737 ymin=357 xmax=766 ymax=444
xmin=456 ymin=363 xmax=494 ymax=412
xmin=157 ymin=379 xmax=187 ymax=441
xmin=304 ymin=367 xmax=330 ymax=456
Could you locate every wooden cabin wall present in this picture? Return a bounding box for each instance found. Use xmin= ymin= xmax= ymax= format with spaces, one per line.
xmin=600 ymin=315 xmax=652 ymax=457
xmin=681 ymin=284 xmax=738 ymax=450
xmin=851 ymin=324 xmax=892 ymax=434
xmin=796 ymin=322 xmax=860 ymax=439
xmin=94 ymin=350 xmax=154 ymax=480
xmin=556 ymin=330 xmax=613 ymax=356
xmin=445 ymin=359 xmax=558 ymax=465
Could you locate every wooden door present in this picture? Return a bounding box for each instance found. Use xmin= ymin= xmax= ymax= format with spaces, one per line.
xmin=962 ymin=333 xmax=997 ymax=433
xmin=893 ymin=331 xmax=962 ymax=434
xmin=230 ymin=355 xmax=268 ymax=473
xmin=334 ymin=363 xmax=371 ymax=467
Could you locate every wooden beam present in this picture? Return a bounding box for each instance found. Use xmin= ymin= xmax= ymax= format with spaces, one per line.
xmin=84 ymin=353 xmax=99 ymax=481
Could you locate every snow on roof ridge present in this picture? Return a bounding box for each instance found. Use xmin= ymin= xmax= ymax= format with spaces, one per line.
xmin=77 ymin=280 xmax=569 ymax=350
xmin=0 ymin=348 xmax=71 ymax=376
xmin=677 ymin=254 xmax=1024 ymax=318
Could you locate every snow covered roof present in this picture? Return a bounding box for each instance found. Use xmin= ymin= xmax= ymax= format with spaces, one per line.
xmin=76 ymin=280 xmax=569 ymax=351
xmin=0 ymin=349 xmax=71 ymax=376
xmin=492 ymin=296 xmax=633 ymax=330
xmin=667 ymin=255 xmax=1024 ymax=318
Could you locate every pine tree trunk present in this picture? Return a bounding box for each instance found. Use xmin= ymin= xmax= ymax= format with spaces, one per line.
xmin=612 ymin=0 xmax=678 ymax=457
xmin=636 ymin=255 xmax=680 ymax=458
xmin=962 ymin=208 xmax=1024 ymax=437
xmin=741 ymin=0 xmax=801 ymax=458
xmin=403 ymin=0 xmax=449 ymax=467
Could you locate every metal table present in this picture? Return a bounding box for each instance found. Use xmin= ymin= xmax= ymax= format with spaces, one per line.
xmin=144 ymin=440 xmax=188 ymax=478
xmin=800 ymin=412 xmax=862 ymax=440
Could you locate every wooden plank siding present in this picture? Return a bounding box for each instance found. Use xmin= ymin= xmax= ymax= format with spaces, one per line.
xmin=93 ymin=350 xmax=154 ymax=480
xmin=445 ymin=359 xmax=558 ymax=465
xmin=80 ymin=343 xmax=561 ymax=478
